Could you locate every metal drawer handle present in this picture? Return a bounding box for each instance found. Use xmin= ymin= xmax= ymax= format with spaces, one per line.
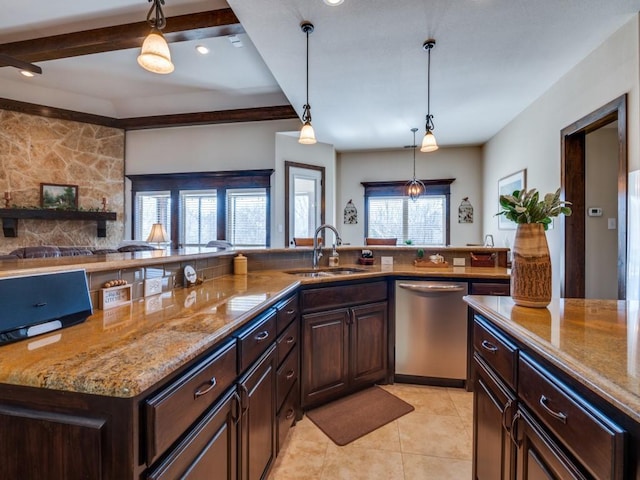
xmin=489 ymin=291 xmax=507 ymax=295
xmin=194 ymin=377 xmax=217 ymax=398
xmin=539 ymin=395 xmax=567 ymax=423
xmin=285 ymin=369 xmax=295 ymax=380
xmin=286 ymin=336 xmax=295 ymax=344
xmin=286 ymin=309 xmax=295 ymax=315
xmin=255 ymin=331 xmax=270 ymax=342
xmin=481 ymin=340 xmax=498 ymax=353
xmin=285 ymin=408 xmax=295 ymax=420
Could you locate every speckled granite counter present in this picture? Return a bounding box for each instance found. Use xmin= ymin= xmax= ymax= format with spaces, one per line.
xmin=0 ymin=271 xmax=298 ymax=398
xmin=0 ymin=261 xmax=508 ymax=400
xmin=464 ymin=295 xmax=640 ymax=423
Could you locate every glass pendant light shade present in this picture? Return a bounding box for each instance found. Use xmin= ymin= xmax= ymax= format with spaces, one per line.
xmin=421 ymin=130 xmax=438 ymax=152
xmin=407 ymin=179 xmax=426 ymax=201
xmin=138 ymin=28 xmax=174 ymax=74
xmin=299 ymin=121 xmax=317 ymax=144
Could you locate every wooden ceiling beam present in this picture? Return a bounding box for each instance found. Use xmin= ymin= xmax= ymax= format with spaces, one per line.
xmin=118 ymin=106 xmax=299 ymax=130
xmin=0 ymin=98 xmax=298 ymax=130
xmin=0 ymin=8 xmax=243 ymax=63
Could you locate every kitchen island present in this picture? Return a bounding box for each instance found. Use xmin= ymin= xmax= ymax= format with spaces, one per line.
xmin=465 ymin=295 xmax=640 ymax=479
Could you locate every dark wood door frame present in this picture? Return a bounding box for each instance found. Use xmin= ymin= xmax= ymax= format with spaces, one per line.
xmin=561 ymin=94 xmax=627 ymax=299
xmin=284 ymin=161 xmax=325 ymax=248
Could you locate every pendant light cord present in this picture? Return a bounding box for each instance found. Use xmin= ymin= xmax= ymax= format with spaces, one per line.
xmin=301 ymin=22 xmax=314 ymax=124
xmin=424 ymin=40 xmax=436 ymax=132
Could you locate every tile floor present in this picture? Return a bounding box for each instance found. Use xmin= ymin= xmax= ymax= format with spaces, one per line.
xmin=268 ymin=384 xmax=473 ymax=480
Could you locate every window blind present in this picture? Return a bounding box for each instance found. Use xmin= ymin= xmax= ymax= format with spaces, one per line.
xmin=181 ymin=190 xmax=217 ymax=247
xmin=134 ymin=191 xmax=171 ymax=241
xmin=226 ymin=188 xmax=267 ymax=247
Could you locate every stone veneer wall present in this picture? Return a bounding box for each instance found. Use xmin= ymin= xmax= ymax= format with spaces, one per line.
xmin=0 ymin=109 xmax=125 ymax=253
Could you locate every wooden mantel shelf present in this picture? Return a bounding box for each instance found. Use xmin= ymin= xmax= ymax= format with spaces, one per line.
xmin=0 ymin=208 xmax=117 ymax=238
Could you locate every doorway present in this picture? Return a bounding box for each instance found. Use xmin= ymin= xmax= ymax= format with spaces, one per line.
xmin=561 ymin=95 xmax=627 ymax=299
xmin=284 ymin=161 xmax=325 ymax=247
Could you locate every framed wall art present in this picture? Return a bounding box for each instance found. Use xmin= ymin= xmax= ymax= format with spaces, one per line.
xmin=498 ymin=169 xmax=526 ymax=229
xmin=40 ymin=183 xmax=78 ymax=210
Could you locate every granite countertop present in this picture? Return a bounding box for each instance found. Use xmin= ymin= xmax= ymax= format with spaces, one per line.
xmin=0 ymin=271 xmax=298 ymax=398
xmin=0 ymin=263 xmax=509 ymax=400
xmin=464 ymin=295 xmax=640 ymax=423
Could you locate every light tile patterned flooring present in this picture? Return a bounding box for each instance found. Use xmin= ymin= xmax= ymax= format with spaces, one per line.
xmin=268 ymin=384 xmax=473 ymax=480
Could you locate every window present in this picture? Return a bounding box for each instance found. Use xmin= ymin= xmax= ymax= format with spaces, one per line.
xmin=134 ymin=191 xmax=171 ymax=241
xmin=227 ymin=189 xmax=267 ymax=247
xmin=181 ymin=190 xmax=217 ymax=246
xmin=128 ymin=170 xmax=273 ymax=248
xmin=362 ymin=179 xmax=453 ymax=246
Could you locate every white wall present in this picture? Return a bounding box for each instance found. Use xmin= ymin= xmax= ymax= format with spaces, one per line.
xmin=124 ymin=120 xmax=338 ymax=246
xmin=585 ymin=127 xmax=619 ymax=299
xmin=125 ymin=119 xmax=300 ymax=174
xmin=482 ymin=16 xmax=639 ymax=296
xmin=337 ymin=146 xmax=483 ymax=246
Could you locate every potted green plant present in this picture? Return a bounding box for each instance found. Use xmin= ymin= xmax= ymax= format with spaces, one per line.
xmin=497 ymin=187 xmax=571 ymax=308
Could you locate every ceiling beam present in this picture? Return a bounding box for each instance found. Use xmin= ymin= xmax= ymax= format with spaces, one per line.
xmin=0 ymin=98 xmax=298 ymax=130
xmin=0 ymin=8 xmax=243 ymax=63
xmin=118 ymin=106 xmax=299 ymax=130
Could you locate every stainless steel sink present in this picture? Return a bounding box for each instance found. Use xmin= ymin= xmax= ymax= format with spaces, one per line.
xmin=286 ymin=267 xmax=367 ymax=277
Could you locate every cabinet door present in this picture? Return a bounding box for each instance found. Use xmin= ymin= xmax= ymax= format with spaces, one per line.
xmin=0 ymin=405 xmax=106 ymax=480
xmin=146 ymin=388 xmax=239 ymax=480
xmin=473 ymin=355 xmax=516 ymax=480
xmin=350 ymin=302 xmax=388 ymax=387
xmin=515 ymin=408 xmax=587 ymax=480
xmin=238 ymin=344 xmax=277 ymax=480
xmin=302 ymin=309 xmax=350 ymax=408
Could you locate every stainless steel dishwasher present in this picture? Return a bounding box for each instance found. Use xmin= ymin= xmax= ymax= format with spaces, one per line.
xmin=395 ymin=280 xmax=468 ymax=387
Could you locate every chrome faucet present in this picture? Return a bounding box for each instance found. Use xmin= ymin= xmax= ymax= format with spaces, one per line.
xmin=313 ymin=224 xmax=342 ymax=268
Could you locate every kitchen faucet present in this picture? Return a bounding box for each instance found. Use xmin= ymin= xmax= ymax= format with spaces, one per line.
xmin=313 ymin=224 xmax=342 ymax=268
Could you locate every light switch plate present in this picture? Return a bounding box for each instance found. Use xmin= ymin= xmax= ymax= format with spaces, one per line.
xmin=453 ymin=257 xmax=465 ymax=266
xmin=144 ymin=278 xmax=162 ymax=297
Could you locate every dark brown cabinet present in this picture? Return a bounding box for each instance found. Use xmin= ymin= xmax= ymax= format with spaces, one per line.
xmin=238 ymin=344 xmax=277 ymax=480
xmin=514 ymin=407 xmax=586 ymax=480
xmin=472 ymin=314 xmax=627 ymax=480
xmin=0 ymin=404 xmax=107 ymax=480
xmin=147 ymin=388 xmax=239 ymax=480
xmin=473 ymin=355 xmax=516 ymax=480
xmin=301 ymin=280 xmax=388 ymax=408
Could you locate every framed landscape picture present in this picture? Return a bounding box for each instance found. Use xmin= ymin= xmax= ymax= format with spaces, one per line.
xmin=40 ymin=183 xmax=78 ymax=210
xmin=498 ymin=169 xmax=526 ymax=230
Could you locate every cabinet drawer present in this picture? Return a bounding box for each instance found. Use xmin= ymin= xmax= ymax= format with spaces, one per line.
xmin=277 ymin=319 xmax=298 ymax=365
xmin=473 ymin=316 xmax=517 ymax=390
xmin=147 ymin=387 xmax=238 ymax=480
xmin=277 ymin=346 xmax=299 ymax=411
xmin=470 ymin=282 xmax=510 ymax=296
xmin=301 ymin=280 xmax=387 ymax=312
xmin=277 ymin=295 xmax=299 ymax=334
xmin=145 ymin=339 xmax=237 ymax=464
xmin=518 ymin=354 xmax=625 ymax=480
xmin=277 ymin=381 xmax=298 ymax=455
xmin=237 ymin=309 xmax=277 ymax=373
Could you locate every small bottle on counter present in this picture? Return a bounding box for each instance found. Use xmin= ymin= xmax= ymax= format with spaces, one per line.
xmin=234 ymin=254 xmax=248 ymax=275
xmin=328 ymin=254 xmax=339 ymax=267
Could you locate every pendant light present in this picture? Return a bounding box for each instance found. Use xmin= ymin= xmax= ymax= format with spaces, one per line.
xmin=420 ymin=39 xmax=438 ymax=152
xmin=406 ymin=128 xmax=426 ymax=201
xmin=299 ymin=21 xmax=317 ymax=145
xmin=137 ymin=0 xmax=175 ymax=74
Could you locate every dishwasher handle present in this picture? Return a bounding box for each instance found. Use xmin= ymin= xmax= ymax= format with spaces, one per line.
xmin=398 ymin=283 xmax=466 ymax=295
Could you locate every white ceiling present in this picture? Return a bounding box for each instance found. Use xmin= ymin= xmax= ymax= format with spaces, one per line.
xmin=1 ymin=0 xmax=640 ymax=151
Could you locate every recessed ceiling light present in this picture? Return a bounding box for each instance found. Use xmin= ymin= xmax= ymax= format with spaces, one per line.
xmin=20 ymin=70 xmax=35 ymax=77
xmin=195 ymin=45 xmax=210 ymax=55
xmin=323 ymin=0 xmax=344 ymax=5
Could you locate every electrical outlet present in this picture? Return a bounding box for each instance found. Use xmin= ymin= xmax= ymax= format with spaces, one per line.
xmin=453 ymin=257 xmax=465 ymax=266
xmin=380 ymin=256 xmax=394 ymax=265
xmin=144 ymin=278 xmax=162 ymax=297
